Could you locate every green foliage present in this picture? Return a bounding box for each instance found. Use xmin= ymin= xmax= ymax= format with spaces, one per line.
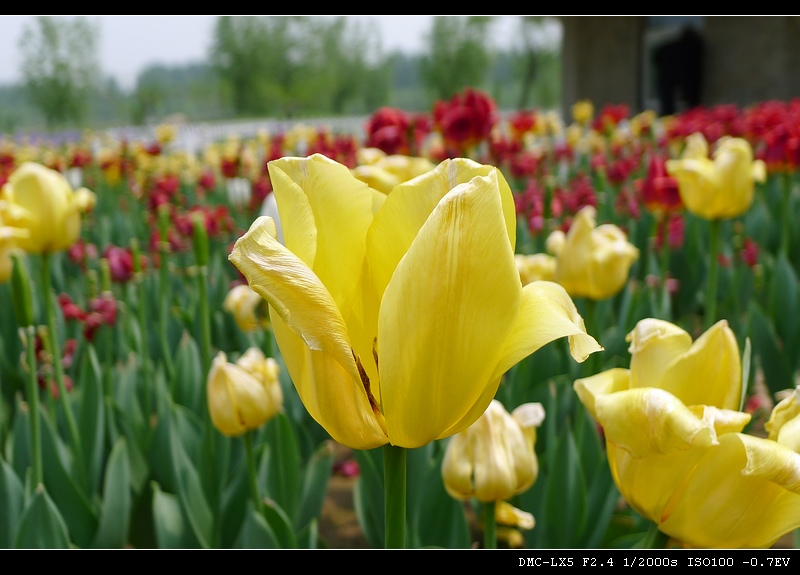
xmin=18 ymin=17 xmax=101 ymax=129
xmin=420 ymin=16 xmax=494 ymax=100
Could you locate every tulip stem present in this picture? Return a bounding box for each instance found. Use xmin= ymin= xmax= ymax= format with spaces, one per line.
xmin=157 ymin=211 xmax=175 ymax=382
xmin=705 ymin=219 xmax=721 ymax=330
xmin=641 ymin=522 xmax=670 ymax=549
xmin=24 ymin=325 xmax=43 ymax=487
xmin=483 ymin=500 xmax=497 ymax=549
xmin=244 ymin=431 xmax=263 ymax=517
xmin=40 ymin=252 xmax=85 ymax=481
xmin=780 ymin=172 xmax=791 ymax=257
xmin=659 ymin=216 xmax=672 ymax=320
xmin=131 ymin=240 xmax=152 ymax=416
xmin=383 ymin=444 xmax=406 ymax=549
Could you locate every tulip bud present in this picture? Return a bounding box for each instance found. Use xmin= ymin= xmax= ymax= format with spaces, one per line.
xmin=192 ymin=213 xmax=209 ymax=267
xmin=207 ymin=351 xmax=280 ymax=437
xmin=442 ymin=400 xmax=544 ymax=503
xmin=10 ymin=252 xmax=34 ymax=327
xmin=223 ymin=284 xmax=265 ymax=332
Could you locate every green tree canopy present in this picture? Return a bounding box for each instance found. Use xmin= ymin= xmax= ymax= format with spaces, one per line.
xmin=18 ymin=16 xmax=101 ymax=129
xmin=420 ymin=16 xmax=493 ymax=100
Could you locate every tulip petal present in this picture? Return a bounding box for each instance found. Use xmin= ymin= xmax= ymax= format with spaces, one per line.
xmin=659 ymin=320 xmax=742 ymax=410
xmin=268 ymin=154 xmax=374 ymax=314
xmin=378 ymin=172 xmax=519 ymax=448
xmin=491 ymin=280 xmax=602 ymax=381
xmin=627 ymin=318 xmax=693 ymax=391
xmin=367 ymin=158 xmax=516 ymax=300
xmin=573 ymin=368 xmax=631 ymax=419
xmin=229 ymin=216 xmax=387 ymax=450
xmin=596 ymin=387 xmax=716 ymax=523
xmin=667 ymin=157 xmax=722 ymax=220
xmin=659 ymin=433 xmax=800 ymax=548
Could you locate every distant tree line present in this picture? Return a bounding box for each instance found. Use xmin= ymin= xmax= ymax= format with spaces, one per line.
xmin=0 ymin=16 xmax=561 ymax=135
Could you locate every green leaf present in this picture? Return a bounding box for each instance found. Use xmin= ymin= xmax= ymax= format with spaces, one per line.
xmin=0 ymin=458 xmax=25 ymax=548
xmin=541 ymin=425 xmax=587 ymax=548
xmin=151 ymin=481 xmax=201 ymax=549
xmin=413 ymin=442 xmax=470 ymax=549
xmin=769 ymin=254 xmax=799 ymax=359
xmin=172 ymin=332 xmax=203 ymax=414
xmin=233 ymin=504 xmax=279 ymax=549
xmin=91 ymin=438 xmax=131 ymax=548
xmin=263 ymin=413 xmax=301 ymax=521
xmin=14 ymin=486 xmax=70 ymax=549
xmin=352 ymin=448 xmax=384 ymax=548
xmin=170 ymin=414 xmax=214 ymax=548
xmin=78 ymin=345 xmax=105 ymax=496
xmin=39 ymin=407 xmax=98 ymax=548
xmin=294 ymin=440 xmax=334 ymax=531
xmin=749 ymin=300 xmax=793 ymax=397
xmin=10 ymin=396 xmax=31 ymax=483
xmin=261 ymin=498 xmax=296 ymax=549
xmin=107 ymin=399 xmax=149 ymax=495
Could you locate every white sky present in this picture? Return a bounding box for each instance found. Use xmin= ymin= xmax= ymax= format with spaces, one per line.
xmin=0 ymin=16 xmax=561 ymax=90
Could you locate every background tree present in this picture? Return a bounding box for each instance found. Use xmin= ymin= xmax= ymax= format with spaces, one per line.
xmin=514 ymin=16 xmax=562 ymax=109
xmin=420 ymin=16 xmax=493 ymax=100
xmin=305 ymin=17 xmax=390 ymax=115
xmin=18 ymin=16 xmax=101 ymax=129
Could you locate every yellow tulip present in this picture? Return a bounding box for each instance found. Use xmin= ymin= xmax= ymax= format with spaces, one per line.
xmin=546 ymin=205 xmax=639 ymax=300
xmin=515 ymin=253 xmax=556 ymax=286
xmin=666 ymin=133 xmax=767 ymax=220
xmin=571 ymin=100 xmax=594 ymax=125
xmin=574 ymin=318 xmax=800 ymax=548
xmin=1 ymin=162 xmax=86 ymax=253
xmin=229 ymin=154 xmax=601 ymax=450
xmin=442 ymin=399 xmax=544 ymax=502
xmin=207 ymin=350 xmax=282 ymax=437
xmin=351 ymin=154 xmax=437 ymax=194
xmin=0 ymin=225 xmax=29 ymax=284
xmin=223 ymin=284 xmax=266 ymax=332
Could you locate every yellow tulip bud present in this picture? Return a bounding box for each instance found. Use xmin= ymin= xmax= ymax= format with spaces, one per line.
xmin=2 ymin=162 xmax=83 ymax=253
xmin=575 ymin=319 xmax=800 ymax=548
xmin=207 ymin=351 xmax=280 ymax=437
xmin=223 ymin=284 xmax=265 ymax=332
xmin=235 ymin=348 xmax=283 ymax=422
xmin=441 ymin=400 xmax=544 ymax=502
xmin=547 ymin=206 xmax=639 ymax=300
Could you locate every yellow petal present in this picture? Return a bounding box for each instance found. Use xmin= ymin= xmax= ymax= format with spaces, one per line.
xmin=659 ymin=433 xmax=800 ymax=548
xmin=491 ymin=281 xmax=602 ymax=382
xmin=229 ymin=216 xmax=387 ymax=450
xmin=207 ymin=352 xmax=272 ymax=437
xmin=367 ymin=158 xmax=515 ymax=301
xmin=378 ymin=171 xmax=519 ymax=448
xmin=659 ymin=320 xmax=742 ymax=410
xmin=574 ymin=368 xmax=631 ymax=419
xmin=666 ymin=157 xmax=721 ymax=220
xmin=595 ymin=387 xmax=715 ymax=458
xmin=267 ymin=154 xmax=374 ymax=314
xmin=627 ymin=318 xmax=693 ymax=390
xmin=596 ymin=387 xmax=716 ymax=523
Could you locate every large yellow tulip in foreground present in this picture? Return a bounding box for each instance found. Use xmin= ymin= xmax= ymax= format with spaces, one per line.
xmin=575 ymin=318 xmax=800 ymax=548
xmin=230 ymin=154 xmax=601 ymax=449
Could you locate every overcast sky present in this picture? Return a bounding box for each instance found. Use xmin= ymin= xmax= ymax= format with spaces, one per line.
xmin=0 ymin=16 xmax=560 ymax=90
